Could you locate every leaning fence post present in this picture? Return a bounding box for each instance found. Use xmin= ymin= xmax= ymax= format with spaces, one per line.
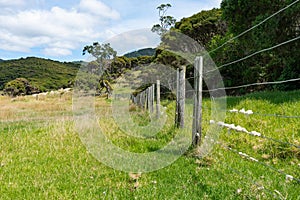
xmin=192 ymin=56 xmax=203 ymax=146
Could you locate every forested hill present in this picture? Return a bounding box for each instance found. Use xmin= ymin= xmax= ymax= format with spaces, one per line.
xmin=0 ymin=57 xmax=80 ymax=91
xmin=124 ymin=48 xmax=155 ymax=58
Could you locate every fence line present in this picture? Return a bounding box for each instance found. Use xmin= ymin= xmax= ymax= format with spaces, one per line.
xmin=208 ymin=0 xmax=300 ymax=54
xmin=228 ymin=108 xmax=300 ymax=119
xmin=211 ymin=120 xmax=300 ymax=149
xmin=129 ymin=55 xmax=299 ymax=194
xmin=206 ymin=36 xmax=300 ymax=74
xmin=203 ymin=77 xmax=300 ymax=92
xmin=155 ymin=76 xmax=300 ymax=95
xmin=221 ymin=144 xmax=300 ymax=183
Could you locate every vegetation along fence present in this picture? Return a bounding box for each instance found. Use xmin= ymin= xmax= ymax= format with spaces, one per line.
xmin=126 ymin=0 xmax=300 ymax=197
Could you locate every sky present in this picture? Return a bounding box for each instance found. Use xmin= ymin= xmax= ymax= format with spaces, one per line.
xmin=0 ymin=0 xmax=221 ymax=61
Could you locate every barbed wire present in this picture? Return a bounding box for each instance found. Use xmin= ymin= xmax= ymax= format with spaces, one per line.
xmin=225 ymin=107 xmax=300 ymax=119
xmin=208 ymin=0 xmax=300 ymax=54
xmin=211 ymin=120 xmax=300 ymax=149
xmin=252 ymin=113 xmax=300 ymax=119
xmin=221 ymin=144 xmax=300 ymax=183
xmin=131 ymin=77 xmax=300 ymax=97
xmin=203 ymin=77 xmax=300 ymax=92
xmin=206 ymin=36 xmax=300 ymax=74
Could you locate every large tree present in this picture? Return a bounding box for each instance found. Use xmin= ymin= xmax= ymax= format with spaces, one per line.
xmin=82 ymin=42 xmax=117 ymax=96
xmin=214 ymin=0 xmax=300 ymax=92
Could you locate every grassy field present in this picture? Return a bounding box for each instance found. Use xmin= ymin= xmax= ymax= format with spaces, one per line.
xmin=0 ymin=90 xmax=299 ymax=199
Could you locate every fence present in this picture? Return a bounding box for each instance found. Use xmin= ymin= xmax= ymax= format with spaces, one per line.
xmin=127 ymin=0 xmax=300 ymax=196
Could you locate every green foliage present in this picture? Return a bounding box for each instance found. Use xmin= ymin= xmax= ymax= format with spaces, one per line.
xmin=174 ymin=8 xmax=227 ymax=47
xmin=82 ymin=42 xmax=117 ymax=63
xmin=205 ymin=0 xmax=300 ymax=93
xmin=0 ymin=57 xmax=79 ymax=91
xmin=3 ymin=78 xmax=38 ymax=97
xmin=151 ymin=3 xmax=176 ymax=36
xmin=154 ymin=48 xmax=188 ymax=68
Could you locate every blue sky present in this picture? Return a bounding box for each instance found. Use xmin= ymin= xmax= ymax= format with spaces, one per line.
xmin=0 ymin=0 xmax=221 ymax=61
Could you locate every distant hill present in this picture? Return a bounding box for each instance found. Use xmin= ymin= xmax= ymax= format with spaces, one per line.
xmin=123 ymin=48 xmax=155 ymax=58
xmin=0 ymin=59 xmax=4 ymax=63
xmin=0 ymin=57 xmax=80 ymax=91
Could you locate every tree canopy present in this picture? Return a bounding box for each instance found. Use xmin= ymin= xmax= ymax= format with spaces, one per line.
xmin=151 ymin=3 xmax=176 ymax=36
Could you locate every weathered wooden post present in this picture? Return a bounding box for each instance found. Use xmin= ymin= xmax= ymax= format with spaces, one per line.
xmin=192 ymin=56 xmax=203 ymax=146
xmin=156 ymin=80 xmax=160 ymax=118
xmin=142 ymin=91 xmax=146 ymax=109
xmin=178 ymin=66 xmax=186 ymax=128
xmin=175 ymin=68 xmax=180 ymax=125
xmin=147 ymin=87 xmax=151 ymax=112
xmin=151 ymin=84 xmax=155 ymax=113
xmin=146 ymin=88 xmax=149 ymax=110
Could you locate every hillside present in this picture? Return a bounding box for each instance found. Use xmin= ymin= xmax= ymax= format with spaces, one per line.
xmin=123 ymin=48 xmax=156 ymax=58
xmin=0 ymin=57 xmax=80 ymax=91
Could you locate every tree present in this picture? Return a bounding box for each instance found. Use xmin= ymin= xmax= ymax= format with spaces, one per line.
xmin=83 ymin=42 xmax=117 ymax=63
xmin=174 ymin=9 xmax=227 ymax=47
xmin=220 ymin=0 xmax=300 ymax=91
xmin=82 ymin=42 xmax=117 ymax=97
xmin=151 ymin=3 xmax=176 ymax=36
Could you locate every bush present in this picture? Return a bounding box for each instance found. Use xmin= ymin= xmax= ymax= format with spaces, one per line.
xmin=3 ymin=78 xmax=40 ymax=97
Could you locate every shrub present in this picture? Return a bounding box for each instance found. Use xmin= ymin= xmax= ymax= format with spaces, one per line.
xmin=3 ymin=78 xmax=40 ymax=97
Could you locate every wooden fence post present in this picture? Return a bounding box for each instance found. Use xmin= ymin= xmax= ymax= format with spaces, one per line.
xmin=156 ymin=80 xmax=160 ymax=118
xmin=177 ymin=66 xmax=186 ymax=128
xmin=146 ymin=88 xmax=149 ymax=110
xmin=175 ymin=68 xmax=180 ymax=125
xmin=151 ymin=84 xmax=155 ymax=113
xmin=141 ymin=91 xmax=145 ymax=109
xmin=192 ymin=56 xmax=203 ymax=146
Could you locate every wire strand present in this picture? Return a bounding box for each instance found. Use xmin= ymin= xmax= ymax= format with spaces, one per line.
xmin=206 ymin=36 xmax=300 ymax=74
xmin=213 ymin=120 xmax=300 ymax=149
xmin=222 ymin=144 xmax=300 ymax=183
xmin=208 ymin=0 xmax=300 ymax=54
xmin=204 ymin=77 xmax=300 ymax=92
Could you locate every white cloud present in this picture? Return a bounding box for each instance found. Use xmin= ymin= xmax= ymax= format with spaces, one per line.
xmin=43 ymin=47 xmax=72 ymax=57
xmin=108 ymin=29 xmax=160 ymax=55
xmin=0 ymin=0 xmax=25 ymax=7
xmin=79 ymin=0 xmax=120 ymax=19
xmin=0 ymin=0 xmax=120 ymax=57
xmin=0 ymin=0 xmax=221 ymax=59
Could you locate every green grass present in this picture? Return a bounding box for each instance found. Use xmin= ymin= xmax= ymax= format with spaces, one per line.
xmin=0 ymin=90 xmax=299 ymax=199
